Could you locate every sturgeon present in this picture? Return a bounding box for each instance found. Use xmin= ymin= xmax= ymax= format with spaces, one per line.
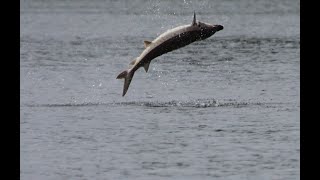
xmin=116 ymin=12 xmax=223 ymax=96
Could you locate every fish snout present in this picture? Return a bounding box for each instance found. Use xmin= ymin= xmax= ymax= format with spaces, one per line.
xmin=215 ymin=25 xmax=223 ymax=31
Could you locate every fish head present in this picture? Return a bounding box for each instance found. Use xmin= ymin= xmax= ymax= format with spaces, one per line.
xmin=191 ymin=12 xmax=223 ymax=40
xmin=196 ymin=22 xmax=223 ymax=40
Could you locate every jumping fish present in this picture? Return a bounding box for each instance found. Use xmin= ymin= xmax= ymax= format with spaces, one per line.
xmin=116 ymin=12 xmax=223 ymax=96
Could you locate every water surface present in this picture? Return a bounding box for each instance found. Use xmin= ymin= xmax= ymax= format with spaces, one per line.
xmin=20 ymin=0 xmax=300 ymax=179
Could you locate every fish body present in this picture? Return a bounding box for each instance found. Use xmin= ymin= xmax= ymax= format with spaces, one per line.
xmin=117 ymin=12 xmax=223 ymax=96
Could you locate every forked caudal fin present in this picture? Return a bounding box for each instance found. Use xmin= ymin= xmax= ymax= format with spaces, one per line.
xmin=116 ymin=69 xmax=135 ymax=96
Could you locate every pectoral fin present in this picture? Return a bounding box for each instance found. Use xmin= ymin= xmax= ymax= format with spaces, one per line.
xmin=143 ymin=61 xmax=151 ymax=72
xmin=192 ymin=11 xmax=197 ymax=26
xmin=143 ymin=41 xmax=152 ymax=48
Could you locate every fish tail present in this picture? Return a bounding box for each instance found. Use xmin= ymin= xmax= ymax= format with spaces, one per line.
xmin=116 ymin=69 xmax=135 ymax=96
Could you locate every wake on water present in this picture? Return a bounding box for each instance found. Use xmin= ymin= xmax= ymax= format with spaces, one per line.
xmin=23 ymin=98 xmax=287 ymax=109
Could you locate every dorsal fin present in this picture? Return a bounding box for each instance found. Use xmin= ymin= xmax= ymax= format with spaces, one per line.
xmin=129 ymin=58 xmax=137 ymax=65
xmin=143 ymin=41 xmax=152 ymax=48
xmin=192 ymin=11 xmax=196 ymax=26
xmin=143 ymin=61 xmax=151 ymax=72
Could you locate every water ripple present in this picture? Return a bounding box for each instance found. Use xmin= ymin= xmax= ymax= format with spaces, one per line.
xmin=23 ymin=98 xmax=289 ymax=109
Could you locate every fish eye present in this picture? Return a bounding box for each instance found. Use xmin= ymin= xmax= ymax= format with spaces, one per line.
xmin=198 ymin=22 xmax=204 ymax=28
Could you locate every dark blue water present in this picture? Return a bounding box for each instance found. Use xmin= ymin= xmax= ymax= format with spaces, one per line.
xmin=20 ymin=0 xmax=299 ymax=179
